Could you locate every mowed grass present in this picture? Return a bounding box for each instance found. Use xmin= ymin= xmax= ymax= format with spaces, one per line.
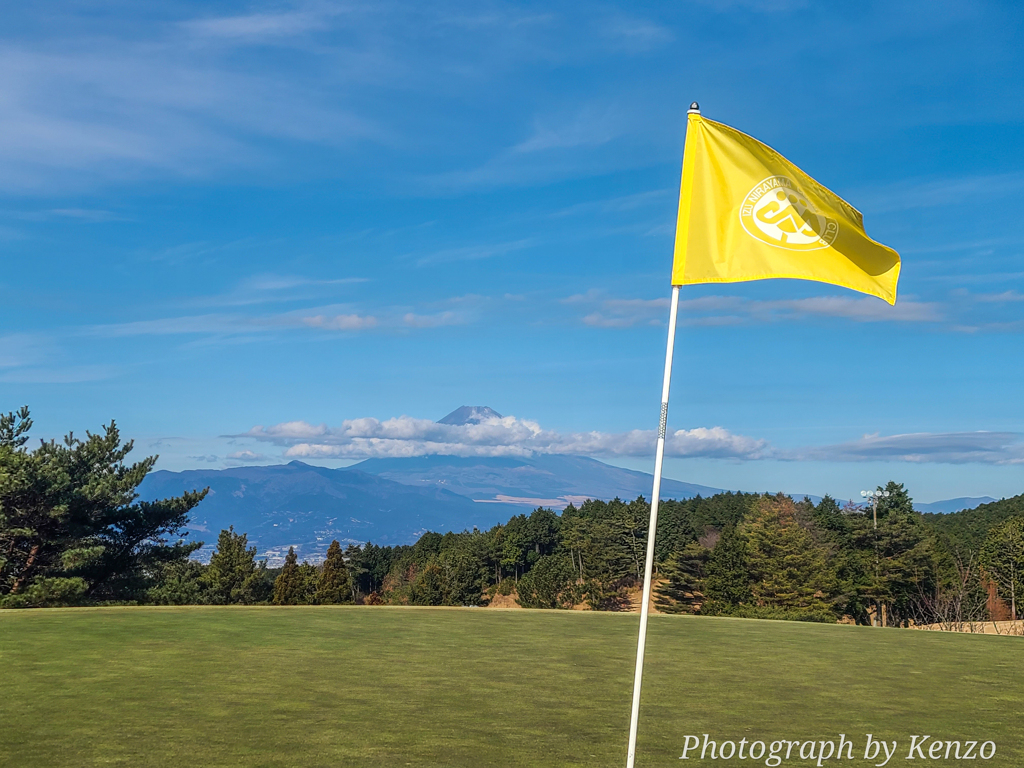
xmin=1 ymin=608 xmax=1021 ymax=767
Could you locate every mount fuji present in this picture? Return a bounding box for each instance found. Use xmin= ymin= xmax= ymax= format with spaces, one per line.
xmin=138 ymin=406 xmax=724 ymax=562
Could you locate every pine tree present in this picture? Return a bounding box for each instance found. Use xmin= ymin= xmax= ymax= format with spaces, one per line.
xmin=202 ymin=527 xmax=269 ymax=605
xmin=656 ymin=542 xmax=709 ymax=614
xmin=857 ymin=482 xmax=930 ymax=625
xmin=298 ymin=563 xmax=318 ymax=602
xmin=981 ymin=517 xmax=1024 ymax=620
xmin=0 ymin=409 xmax=206 ymax=607
xmin=412 ymin=561 xmax=445 ymax=605
xmin=812 ymin=494 xmax=848 ymax=537
xmin=273 ymin=546 xmax=304 ymax=605
xmin=703 ymin=525 xmax=751 ymax=607
xmin=516 ymin=554 xmax=575 ymax=609
xmin=314 ymin=540 xmax=353 ymax=605
xmin=742 ymin=495 xmax=833 ymax=613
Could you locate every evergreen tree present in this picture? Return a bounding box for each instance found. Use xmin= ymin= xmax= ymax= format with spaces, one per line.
xmin=499 ymin=515 xmax=529 ymax=581
xmin=411 ymin=561 xmax=444 ymax=605
xmin=560 ymin=515 xmax=589 ymax=581
xmin=202 ymin=527 xmax=269 ymax=605
xmin=315 ymin=540 xmax=353 ymax=605
xmin=857 ymin=482 xmax=931 ymax=625
xmin=742 ymin=495 xmax=834 ymax=613
xmin=273 ymin=546 xmax=304 ymax=605
xmin=981 ymin=517 xmax=1024 ymax=620
xmin=147 ymin=560 xmax=207 ymax=605
xmin=813 ymin=495 xmax=872 ymax=621
xmin=438 ymin=546 xmax=480 ymax=606
xmin=703 ymin=525 xmax=751 ymax=607
xmin=298 ymin=562 xmax=319 ymax=603
xmin=812 ymin=494 xmax=848 ymax=537
xmin=656 ymin=542 xmax=710 ymax=614
xmin=616 ymin=497 xmax=649 ymax=581
xmin=0 ymin=409 xmax=206 ymax=607
xmin=516 ymin=554 xmax=576 ymax=609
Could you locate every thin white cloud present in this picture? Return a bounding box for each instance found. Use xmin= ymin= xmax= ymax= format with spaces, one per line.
xmin=192 ymin=274 xmax=369 ymax=308
xmin=84 ymin=305 xmax=440 ymax=338
xmin=249 ymin=420 xmax=329 ymax=440
xmin=513 ymin=104 xmax=628 ymax=154
xmin=415 ymin=238 xmax=537 ymax=266
xmin=779 ymin=296 xmax=941 ymax=322
xmin=9 ymin=208 xmax=124 ymax=222
xmin=427 ymin=102 xmax=644 ymax=191
xmin=693 ymin=0 xmax=809 ymax=10
xmin=0 ymin=333 xmax=121 ymax=383
xmin=86 ymin=313 xmax=262 ymax=337
xmin=403 ymin=311 xmax=467 ymax=328
xmin=796 ymin=431 xmax=1024 ymax=465
xmin=0 ymin=333 xmax=49 ymax=369
xmin=547 ymin=189 xmax=672 ymax=218
xmin=856 ymin=172 xmax=1024 ymax=215
xmin=0 ymin=364 xmax=120 ymax=384
xmin=598 ymin=15 xmax=674 ymax=52
xmin=0 ymin=36 xmax=384 ymax=192
xmin=583 ymin=312 xmax=660 ymax=328
xmin=302 ymin=313 xmax=379 ymax=330
xmin=974 ymin=290 xmax=1024 ymax=303
xmin=0 ymin=4 xmax=678 ymax=193
xmin=182 ymin=11 xmax=332 ymax=41
xmin=225 ymin=450 xmax=270 ymax=462
xmin=574 ymin=293 xmax=943 ymax=328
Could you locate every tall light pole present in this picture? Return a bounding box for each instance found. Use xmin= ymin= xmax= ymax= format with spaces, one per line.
xmin=861 ymin=489 xmax=891 ymax=627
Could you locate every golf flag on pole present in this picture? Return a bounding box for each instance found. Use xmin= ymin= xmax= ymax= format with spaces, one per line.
xmin=625 ymin=103 xmax=900 ymax=768
xmin=672 ymin=109 xmax=900 ymax=303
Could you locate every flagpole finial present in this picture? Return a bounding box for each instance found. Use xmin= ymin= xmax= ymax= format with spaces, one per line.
xmin=688 ymin=102 xmax=700 ymax=114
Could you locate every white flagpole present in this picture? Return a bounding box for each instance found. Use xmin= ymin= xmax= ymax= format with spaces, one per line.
xmin=625 ymin=282 xmax=681 ymax=768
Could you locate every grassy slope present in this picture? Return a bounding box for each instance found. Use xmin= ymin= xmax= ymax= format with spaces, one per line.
xmin=1 ymin=607 xmax=1020 ymax=767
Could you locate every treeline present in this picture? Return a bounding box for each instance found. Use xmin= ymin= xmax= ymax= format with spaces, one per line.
xmin=0 ymin=408 xmax=207 ymax=608
xmin=148 ymin=530 xmax=356 ymax=607
xmin=342 ymin=487 xmax=1024 ymax=626
xmin=3 ymin=408 xmax=1022 ymax=626
xmin=0 ymin=409 xmax=354 ymax=609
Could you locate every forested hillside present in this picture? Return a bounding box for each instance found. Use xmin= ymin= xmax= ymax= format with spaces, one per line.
xmin=921 ymin=495 xmax=1024 ymax=555
xmin=338 ymin=486 xmax=1024 ymax=626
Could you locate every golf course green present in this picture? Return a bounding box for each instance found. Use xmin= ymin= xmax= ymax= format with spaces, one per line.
xmin=1 ymin=607 xmax=1020 ymax=766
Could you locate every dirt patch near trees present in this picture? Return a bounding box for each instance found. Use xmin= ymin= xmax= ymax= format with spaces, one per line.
xmin=625 ymin=580 xmax=666 ymax=614
xmin=485 ymin=592 xmax=521 ymax=609
xmin=911 ymin=620 xmax=1024 ymax=635
xmin=482 ymin=579 xmax=667 ymax=612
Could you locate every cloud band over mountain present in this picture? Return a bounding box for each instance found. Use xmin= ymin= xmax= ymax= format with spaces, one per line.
xmin=239 ymin=414 xmax=1024 ymax=465
xmin=242 ymin=415 xmax=771 ymax=460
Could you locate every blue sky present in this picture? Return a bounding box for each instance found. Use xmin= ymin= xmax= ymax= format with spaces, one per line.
xmin=1 ymin=0 xmax=1023 ymax=503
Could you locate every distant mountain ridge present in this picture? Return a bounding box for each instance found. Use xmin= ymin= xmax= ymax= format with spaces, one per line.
xmin=350 ymin=454 xmax=723 ymax=507
xmin=138 ymin=461 xmax=521 ymax=564
xmin=138 ymin=405 xmax=1002 ymax=563
xmin=913 ymin=496 xmax=997 ymax=514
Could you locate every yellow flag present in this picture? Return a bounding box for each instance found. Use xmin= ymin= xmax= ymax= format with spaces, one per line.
xmin=672 ymin=110 xmax=900 ymax=304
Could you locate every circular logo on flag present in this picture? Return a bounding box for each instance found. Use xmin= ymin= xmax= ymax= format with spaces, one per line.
xmin=739 ymin=176 xmax=838 ymax=251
